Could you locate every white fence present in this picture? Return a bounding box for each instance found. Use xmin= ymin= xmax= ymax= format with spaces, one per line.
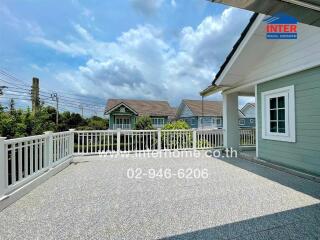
xmin=0 ymin=131 xmax=74 ymax=198
xmin=74 ymin=129 xmax=224 ymax=155
xmin=240 ymin=129 xmax=256 ymax=146
xmin=0 ymin=128 xmax=255 ymax=198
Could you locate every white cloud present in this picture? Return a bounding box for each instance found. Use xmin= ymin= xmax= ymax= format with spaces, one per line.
xmin=171 ymin=0 xmax=177 ymax=7
xmin=29 ymin=8 xmax=252 ymax=105
xmin=130 ymin=0 xmax=164 ymax=15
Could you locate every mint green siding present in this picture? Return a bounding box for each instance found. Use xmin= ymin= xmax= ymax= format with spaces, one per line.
xmin=257 ymin=66 xmax=320 ymax=176
xmin=108 ymin=105 xmax=169 ymax=129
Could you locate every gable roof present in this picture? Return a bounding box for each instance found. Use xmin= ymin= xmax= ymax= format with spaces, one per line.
xmin=212 ymin=13 xmax=259 ymax=86
xmin=200 ymin=13 xmax=259 ymax=97
xmin=179 ymin=99 xmax=245 ymax=118
xmin=105 ymin=99 xmax=176 ymax=117
xmin=181 ymin=100 xmax=222 ymax=117
xmin=241 ymin=103 xmax=255 ymax=112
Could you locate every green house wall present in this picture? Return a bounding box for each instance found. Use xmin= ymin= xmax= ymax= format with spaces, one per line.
xmin=108 ymin=105 xmax=170 ymax=129
xmin=257 ymin=66 xmax=320 ymax=176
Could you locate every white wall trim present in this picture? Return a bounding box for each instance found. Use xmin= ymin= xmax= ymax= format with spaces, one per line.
xmin=261 ymin=85 xmax=296 ymax=143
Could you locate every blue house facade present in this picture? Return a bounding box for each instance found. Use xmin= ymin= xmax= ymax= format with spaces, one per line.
xmin=239 ymin=103 xmax=256 ymax=128
xmin=177 ymin=100 xmax=255 ymax=129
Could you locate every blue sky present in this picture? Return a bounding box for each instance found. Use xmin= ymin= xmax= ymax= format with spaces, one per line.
xmin=0 ymin=0 xmax=253 ymax=115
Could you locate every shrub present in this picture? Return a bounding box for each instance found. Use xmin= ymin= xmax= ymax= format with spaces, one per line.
xmin=134 ymin=116 xmax=154 ymax=130
xmin=162 ymin=120 xmax=190 ymax=130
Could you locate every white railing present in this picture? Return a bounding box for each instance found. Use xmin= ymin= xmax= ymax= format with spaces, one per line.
xmin=197 ymin=129 xmax=224 ymax=149
xmin=74 ymin=129 xmax=225 ymax=155
xmin=0 ymin=128 xmax=255 ymax=199
xmin=0 ymin=130 xmax=74 ymax=198
xmin=240 ymin=128 xmax=256 ymax=146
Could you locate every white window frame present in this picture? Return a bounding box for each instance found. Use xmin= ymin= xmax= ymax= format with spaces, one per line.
xmin=261 ymin=85 xmax=295 ymax=142
xmin=216 ymin=118 xmax=222 ymax=125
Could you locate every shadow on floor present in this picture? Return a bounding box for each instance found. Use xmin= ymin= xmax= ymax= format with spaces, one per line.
xmin=162 ymin=203 xmax=320 ymax=240
xmin=215 ymin=155 xmax=320 ymax=200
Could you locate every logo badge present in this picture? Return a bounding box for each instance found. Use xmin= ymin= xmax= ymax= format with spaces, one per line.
xmin=264 ymin=13 xmax=298 ymax=40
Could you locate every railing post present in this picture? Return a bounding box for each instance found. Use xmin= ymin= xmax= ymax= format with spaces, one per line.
xmin=157 ymin=128 xmax=161 ymax=151
xmin=69 ymin=129 xmax=75 ymax=156
xmin=44 ymin=131 xmax=53 ymax=168
xmin=192 ymin=129 xmax=197 ymax=150
xmin=0 ymin=137 xmax=6 ymax=198
xmin=117 ymin=128 xmax=121 ymax=154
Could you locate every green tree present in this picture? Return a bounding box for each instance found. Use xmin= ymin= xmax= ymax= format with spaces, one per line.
xmin=134 ymin=116 xmax=154 ymax=130
xmin=31 ymin=107 xmax=56 ymax=135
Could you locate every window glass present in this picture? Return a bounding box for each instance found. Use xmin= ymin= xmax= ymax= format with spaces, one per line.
xmin=270 ymin=98 xmax=277 ymax=109
xmin=270 ymin=121 xmax=277 ymax=132
xmin=278 ymin=96 xmax=285 ymax=108
xmin=270 ymin=109 xmax=277 ymax=120
xmin=269 ymin=96 xmax=286 ymax=133
xmin=278 ymin=109 xmax=285 ymax=121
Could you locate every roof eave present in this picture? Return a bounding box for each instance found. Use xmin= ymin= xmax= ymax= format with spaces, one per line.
xmin=200 ymin=84 xmax=229 ymax=97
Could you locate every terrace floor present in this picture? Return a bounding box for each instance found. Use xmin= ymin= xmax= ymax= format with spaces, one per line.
xmin=0 ymin=151 xmax=320 ymax=240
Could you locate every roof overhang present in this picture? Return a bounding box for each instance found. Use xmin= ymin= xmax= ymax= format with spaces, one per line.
xmin=201 ymin=9 xmax=320 ymax=97
xmin=210 ymin=0 xmax=320 ymax=27
xmin=200 ymin=84 xmax=222 ymax=97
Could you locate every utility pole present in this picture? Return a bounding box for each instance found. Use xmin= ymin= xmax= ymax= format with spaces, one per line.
xmin=0 ymin=86 xmax=7 ymax=108
xmin=51 ymin=92 xmax=59 ymax=126
xmin=31 ymin=77 xmax=40 ymax=115
xmin=79 ymin=105 xmax=84 ymax=118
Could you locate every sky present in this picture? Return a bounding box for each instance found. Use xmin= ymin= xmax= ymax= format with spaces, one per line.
xmin=0 ymin=0 xmax=253 ymax=115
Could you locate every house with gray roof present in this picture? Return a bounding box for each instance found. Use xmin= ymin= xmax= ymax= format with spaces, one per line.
xmin=176 ymin=100 xmax=248 ymax=129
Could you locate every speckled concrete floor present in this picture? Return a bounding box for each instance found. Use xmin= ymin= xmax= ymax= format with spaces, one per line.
xmin=0 ymin=152 xmax=319 ymax=240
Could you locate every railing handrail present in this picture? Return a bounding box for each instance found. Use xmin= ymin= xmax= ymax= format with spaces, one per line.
xmin=4 ymin=134 xmax=47 ymax=144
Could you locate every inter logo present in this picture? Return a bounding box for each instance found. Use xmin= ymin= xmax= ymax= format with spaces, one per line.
xmin=264 ymin=13 xmax=298 ymax=40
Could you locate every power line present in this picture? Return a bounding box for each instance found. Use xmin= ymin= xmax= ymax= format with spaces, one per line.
xmin=0 ymin=69 xmax=106 ymax=115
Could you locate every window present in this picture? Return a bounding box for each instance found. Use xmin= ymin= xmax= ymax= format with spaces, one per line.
xmin=261 ymin=85 xmax=295 ymax=142
xmin=120 ymin=107 xmax=126 ymax=113
xmin=216 ymin=118 xmax=222 ymax=125
xmin=250 ymin=119 xmax=255 ymax=124
xmin=152 ymin=118 xmax=164 ymax=126
xmin=239 ymin=119 xmax=245 ymax=125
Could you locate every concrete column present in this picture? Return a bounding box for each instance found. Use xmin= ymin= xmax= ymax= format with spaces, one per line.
xmin=117 ymin=128 xmax=121 ymax=153
xmin=192 ymin=129 xmax=197 ymax=150
xmin=69 ymin=129 xmax=75 ymax=155
xmin=157 ymin=128 xmax=161 ymax=151
xmin=223 ymin=92 xmax=240 ymax=150
xmin=44 ymin=131 xmax=53 ymax=168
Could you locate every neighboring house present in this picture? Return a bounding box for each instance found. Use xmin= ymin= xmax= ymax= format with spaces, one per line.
xmin=239 ymin=103 xmax=256 ymax=128
xmin=105 ymin=99 xmax=175 ymax=129
xmin=176 ymin=100 xmax=247 ymax=129
xmin=241 ymin=103 xmax=256 ymax=118
xmin=200 ymin=13 xmax=320 ymax=176
xmin=176 ymin=100 xmax=223 ymax=129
